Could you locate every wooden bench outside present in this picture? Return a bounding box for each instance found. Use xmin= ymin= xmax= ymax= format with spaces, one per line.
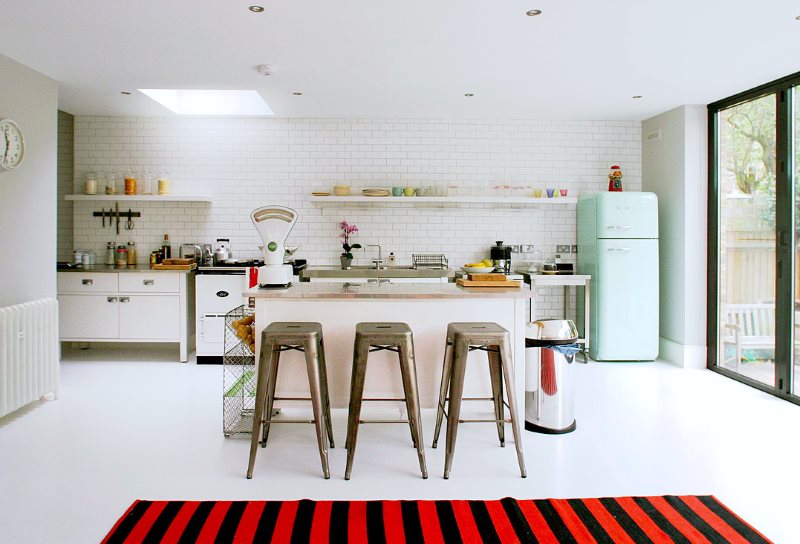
xmin=721 ymin=303 xmax=775 ymax=370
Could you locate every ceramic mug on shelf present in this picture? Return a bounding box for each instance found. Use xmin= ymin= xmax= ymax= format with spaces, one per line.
xmin=404 ymin=187 xmax=416 ymax=197
xmin=392 ymin=186 xmax=403 ymax=196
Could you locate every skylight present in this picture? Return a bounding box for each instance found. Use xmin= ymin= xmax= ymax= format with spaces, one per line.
xmin=138 ymin=89 xmax=273 ymax=116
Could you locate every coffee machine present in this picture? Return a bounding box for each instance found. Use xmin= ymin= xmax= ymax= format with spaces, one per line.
xmin=491 ymin=241 xmax=512 ymax=274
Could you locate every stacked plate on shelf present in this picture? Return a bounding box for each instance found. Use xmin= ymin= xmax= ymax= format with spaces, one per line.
xmin=362 ymin=188 xmax=390 ymax=197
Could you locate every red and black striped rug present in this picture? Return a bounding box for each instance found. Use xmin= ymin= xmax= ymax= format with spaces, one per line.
xmin=103 ymin=496 xmax=771 ymax=543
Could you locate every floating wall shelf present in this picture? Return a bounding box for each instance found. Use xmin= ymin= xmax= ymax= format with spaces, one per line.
xmin=65 ymin=194 xmax=213 ymax=203
xmin=309 ymin=195 xmax=578 ymax=205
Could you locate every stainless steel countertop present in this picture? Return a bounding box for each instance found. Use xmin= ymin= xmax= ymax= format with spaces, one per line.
xmin=301 ymin=266 xmax=453 ymax=279
xmin=246 ymin=282 xmax=532 ymax=300
xmin=57 ymin=264 xmax=194 ymax=273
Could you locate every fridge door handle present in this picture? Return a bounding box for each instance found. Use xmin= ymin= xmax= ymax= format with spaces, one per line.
xmin=606 ymin=225 xmax=633 ymax=231
xmin=607 ymin=247 xmax=632 ymax=253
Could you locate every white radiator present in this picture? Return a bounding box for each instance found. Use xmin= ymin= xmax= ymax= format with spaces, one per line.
xmin=0 ymin=298 xmax=59 ymax=418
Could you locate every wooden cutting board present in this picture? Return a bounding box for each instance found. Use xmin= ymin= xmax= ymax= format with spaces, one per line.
xmin=162 ymin=258 xmax=195 ymax=265
xmin=151 ymin=263 xmax=197 ymax=270
xmin=467 ymin=273 xmax=506 ymax=282
xmin=457 ymin=278 xmax=521 ymax=288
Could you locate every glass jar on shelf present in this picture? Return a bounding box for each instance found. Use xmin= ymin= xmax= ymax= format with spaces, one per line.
xmin=158 ymin=170 xmax=171 ymax=195
xmin=124 ymin=169 xmax=138 ymax=195
xmin=84 ymin=172 xmax=97 ymax=195
xmin=142 ymin=169 xmax=154 ymax=195
xmin=105 ymin=172 xmax=118 ymax=195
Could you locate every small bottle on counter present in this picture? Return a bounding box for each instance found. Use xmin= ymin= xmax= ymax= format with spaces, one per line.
xmin=127 ymin=242 xmax=137 ymax=266
xmin=105 ymin=242 xmax=115 ymax=265
xmin=161 ymin=234 xmax=171 ymax=259
xmin=149 ymin=251 xmax=158 ymax=267
xmin=115 ymin=245 xmax=128 ymax=268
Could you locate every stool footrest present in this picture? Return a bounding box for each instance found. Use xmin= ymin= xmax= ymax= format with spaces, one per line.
xmin=440 ymin=397 xmax=495 ymax=403
xmin=368 ymin=345 xmax=401 ymax=354
xmin=264 ymin=419 xmax=316 ymax=424
xmin=359 ymin=419 xmax=410 ymax=424
xmin=274 ymin=345 xmax=305 ymax=353
xmin=458 ymin=418 xmax=512 ymax=424
xmin=273 ymin=397 xmax=312 ymax=402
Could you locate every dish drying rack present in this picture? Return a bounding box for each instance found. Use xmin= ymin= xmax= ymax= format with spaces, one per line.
xmin=222 ymin=305 xmax=256 ymax=436
xmin=412 ymin=253 xmax=448 ymax=269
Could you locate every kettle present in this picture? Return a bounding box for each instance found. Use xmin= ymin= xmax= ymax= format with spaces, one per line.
xmin=213 ymin=238 xmax=232 ymax=264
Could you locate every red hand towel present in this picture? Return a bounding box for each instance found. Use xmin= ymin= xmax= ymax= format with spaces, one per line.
xmin=540 ymin=348 xmax=558 ymax=396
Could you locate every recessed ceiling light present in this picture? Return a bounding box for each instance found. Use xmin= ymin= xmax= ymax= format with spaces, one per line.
xmin=292 ymin=92 xmax=303 ymax=96
xmin=796 ymin=14 xmax=800 ymax=20
xmin=139 ymin=89 xmax=273 ymax=116
xmin=120 ymin=91 xmax=131 ymax=95
xmin=526 ymin=9 xmax=542 ymax=16
xmin=249 ymin=5 xmax=264 ymax=13
xmin=465 ymin=93 xmax=475 ymax=97
xmin=632 ymin=95 xmax=643 ymax=99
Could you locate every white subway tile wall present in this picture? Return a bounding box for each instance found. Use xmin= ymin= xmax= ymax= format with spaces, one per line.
xmin=68 ymin=117 xmax=641 ymax=313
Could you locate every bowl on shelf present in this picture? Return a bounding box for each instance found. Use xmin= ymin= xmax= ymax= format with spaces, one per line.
xmin=461 ymin=266 xmax=496 ymax=274
xmin=333 ymin=185 xmax=351 ymax=196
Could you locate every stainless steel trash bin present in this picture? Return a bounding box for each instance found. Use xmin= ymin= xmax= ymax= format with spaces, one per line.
xmin=525 ymin=319 xmax=580 ymax=434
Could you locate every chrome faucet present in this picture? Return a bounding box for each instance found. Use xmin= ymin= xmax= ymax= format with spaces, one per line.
xmin=365 ymin=244 xmax=383 ymax=269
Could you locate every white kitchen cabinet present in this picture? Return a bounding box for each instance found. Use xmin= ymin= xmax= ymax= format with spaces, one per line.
xmin=57 ymin=270 xmax=195 ymax=362
xmin=58 ymin=294 xmax=119 ymax=339
xmin=118 ymin=295 xmax=180 ymax=339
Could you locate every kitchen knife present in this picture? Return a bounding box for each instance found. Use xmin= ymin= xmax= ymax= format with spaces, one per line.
xmin=101 ymin=207 xmax=105 ymax=228
xmin=116 ymin=203 xmax=119 ymax=235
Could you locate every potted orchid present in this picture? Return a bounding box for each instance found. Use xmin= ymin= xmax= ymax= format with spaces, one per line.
xmin=338 ymin=220 xmax=361 ymax=269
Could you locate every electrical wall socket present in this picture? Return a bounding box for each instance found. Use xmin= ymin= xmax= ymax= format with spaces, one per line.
xmin=556 ymin=245 xmax=571 ymax=253
xmin=571 ymin=245 xmax=578 ymax=253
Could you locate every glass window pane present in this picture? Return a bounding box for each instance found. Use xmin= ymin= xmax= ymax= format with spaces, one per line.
xmin=717 ymin=94 xmax=776 ymax=386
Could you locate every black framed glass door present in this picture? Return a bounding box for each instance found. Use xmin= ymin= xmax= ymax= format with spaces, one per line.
xmin=709 ymin=72 xmax=797 ymax=404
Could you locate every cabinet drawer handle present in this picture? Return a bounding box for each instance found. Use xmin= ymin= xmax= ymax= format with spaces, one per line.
xmin=143 ymin=279 xmax=155 ymax=286
xmin=119 ymin=297 xmax=130 ymax=303
xmin=82 ymin=279 xmax=94 ymax=285
xmin=107 ymin=297 xmax=118 ymax=303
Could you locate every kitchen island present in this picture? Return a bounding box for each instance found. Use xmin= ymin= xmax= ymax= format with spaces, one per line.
xmin=246 ymin=282 xmax=532 ymax=409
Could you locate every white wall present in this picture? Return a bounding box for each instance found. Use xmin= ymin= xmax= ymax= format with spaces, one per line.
xmin=67 ymin=117 xmax=641 ymax=314
xmin=642 ymin=106 xmax=707 ymax=368
xmin=0 ymin=54 xmax=58 ymax=307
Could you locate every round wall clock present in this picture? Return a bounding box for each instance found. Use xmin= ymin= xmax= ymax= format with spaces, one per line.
xmin=0 ymin=119 xmax=25 ymax=170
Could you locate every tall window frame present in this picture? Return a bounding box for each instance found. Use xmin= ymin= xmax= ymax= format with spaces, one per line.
xmin=708 ymin=70 xmax=797 ymax=404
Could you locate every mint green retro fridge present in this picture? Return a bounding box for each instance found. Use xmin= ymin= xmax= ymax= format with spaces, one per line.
xmin=577 ymin=192 xmax=659 ymax=361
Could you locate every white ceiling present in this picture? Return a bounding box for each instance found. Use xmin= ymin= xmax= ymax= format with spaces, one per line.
xmin=2 ymin=0 xmax=799 ymax=120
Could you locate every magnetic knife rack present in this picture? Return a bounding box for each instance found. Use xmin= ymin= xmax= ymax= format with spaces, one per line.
xmin=92 ymin=208 xmax=141 ymax=234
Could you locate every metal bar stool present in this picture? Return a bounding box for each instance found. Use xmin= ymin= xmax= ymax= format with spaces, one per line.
xmin=345 ymin=322 xmax=428 ymax=480
xmin=247 ymin=322 xmax=335 ymax=480
xmin=432 ymin=322 xmax=526 ymax=479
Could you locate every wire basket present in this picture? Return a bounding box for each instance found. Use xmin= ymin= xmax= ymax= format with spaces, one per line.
xmin=223 ymin=305 xmax=256 ymax=436
xmin=412 ymin=253 xmax=448 ymax=269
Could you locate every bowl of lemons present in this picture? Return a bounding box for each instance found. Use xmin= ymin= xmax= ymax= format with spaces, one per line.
xmin=461 ymin=259 xmax=496 ymax=274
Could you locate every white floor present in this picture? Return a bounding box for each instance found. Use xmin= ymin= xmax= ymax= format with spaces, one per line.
xmin=1 ymin=345 xmax=799 ymax=543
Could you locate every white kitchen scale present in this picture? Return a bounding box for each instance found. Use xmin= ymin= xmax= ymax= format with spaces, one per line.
xmin=250 ymin=206 xmax=297 ymax=288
